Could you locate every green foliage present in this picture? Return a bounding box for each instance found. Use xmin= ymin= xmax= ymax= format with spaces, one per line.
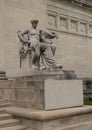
xmin=84 ymin=98 xmax=92 ymax=105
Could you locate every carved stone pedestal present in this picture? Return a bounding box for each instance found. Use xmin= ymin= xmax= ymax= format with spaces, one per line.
xmin=0 ymin=70 xmax=81 ymax=110
xmin=6 ymin=78 xmax=83 ymax=110
xmin=5 ymin=106 xmax=92 ymax=130
xmin=0 ymin=71 xmax=85 ymax=130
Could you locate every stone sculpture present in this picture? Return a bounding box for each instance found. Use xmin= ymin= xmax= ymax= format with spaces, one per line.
xmin=17 ymin=19 xmax=62 ymax=70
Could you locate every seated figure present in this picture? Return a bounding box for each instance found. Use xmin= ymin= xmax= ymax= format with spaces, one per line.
xmin=17 ymin=19 xmax=62 ymax=70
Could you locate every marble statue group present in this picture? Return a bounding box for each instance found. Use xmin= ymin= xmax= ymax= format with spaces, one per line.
xmin=17 ymin=19 xmax=62 ymax=71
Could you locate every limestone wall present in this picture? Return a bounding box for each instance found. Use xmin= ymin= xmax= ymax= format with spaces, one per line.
xmin=47 ymin=0 xmax=92 ymax=78
xmin=0 ymin=0 xmax=47 ymax=77
xmin=0 ymin=0 xmax=92 ymax=78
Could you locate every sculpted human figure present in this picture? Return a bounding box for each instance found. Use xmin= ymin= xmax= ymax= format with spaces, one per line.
xmin=17 ymin=19 xmax=62 ymax=70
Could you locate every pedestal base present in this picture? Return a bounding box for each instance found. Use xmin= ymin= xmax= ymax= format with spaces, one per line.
xmin=0 ymin=78 xmax=83 ymax=110
xmin=5 ymin=106 xmax=92 ymax=130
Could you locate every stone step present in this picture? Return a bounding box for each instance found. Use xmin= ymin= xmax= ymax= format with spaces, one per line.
xmin=0 ymin=119 xmax=21 ymax=128
xmin=0 ymin=109 xmax=5 ymax=114
xmin=0 ymin=103 xmax=10 ymax=108
xmin=58 ymin=122 xmax=92 ymax=130
xmin=0 ymin=99 xmax=10 ymax=103
xmin=0 ymin=103 xmax=27 ymax=130
xmin=0 ymin=113 xmax=13 ymax=120
xmin=0 ymin=100 xmax=7 ymax=103
xmin=0 ymin=125 xmax=27 ymax=130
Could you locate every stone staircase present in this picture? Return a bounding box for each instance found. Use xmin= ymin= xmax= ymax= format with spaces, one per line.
xmin=0 ymin=103 xmax=27 ymax=130
xmin=58 ymin=122 xmax=92 ymax=130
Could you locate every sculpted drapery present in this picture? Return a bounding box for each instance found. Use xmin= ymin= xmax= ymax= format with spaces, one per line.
xmin=17 ymin=20 xmax=62 ymax=70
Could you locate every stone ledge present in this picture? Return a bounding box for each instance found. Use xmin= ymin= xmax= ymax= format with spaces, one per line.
xmin=4 ymin=106 xmax=92 ymax=121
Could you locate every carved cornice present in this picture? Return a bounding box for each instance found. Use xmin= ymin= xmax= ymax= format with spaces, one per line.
xmin=58 ymin=0 xmax=92 ymax=11
xmin=71 ymin=0 xmax=92 ymax=11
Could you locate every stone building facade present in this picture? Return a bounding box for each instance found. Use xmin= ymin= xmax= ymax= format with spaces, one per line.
xmin=0 ymin=0 xmax=92 ymax=78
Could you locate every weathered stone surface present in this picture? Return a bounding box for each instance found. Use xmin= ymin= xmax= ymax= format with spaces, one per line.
xmin=15 ymin=70 xmax=76 ymax=81
xmin=0 ymin=0 xmax=47 ymax=77
xmin=71 ymin=0 xmax=92 ymax=10
xmin=0 ymin=0 xmax=92 ymax=78
xmin=47 ymin=0 xmax=92 ymax=78
xmin=0 ymin=79 xmax=43 ymax=109
xmin=16 ymin=69 xmax=64 ymax=79
xmin=44 ymin=79 xmax=83 ymax=110
xmin=8 ymin=80 xmax=44 ymax=109
xmin=0 ymin=71 xmax=7 ymax=80
xmin=0 ymin=77 xmax=83 ymax=110
xmin=5 ymin=106 xmax=92 ymax=130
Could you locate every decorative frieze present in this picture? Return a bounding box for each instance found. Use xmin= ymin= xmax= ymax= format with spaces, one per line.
xmin=72 ymin=0 xmax=92 ymax=7
xmin=70 ymin=20 xmax=77 ymax=32
xmin=47 ymin=11 xmax=92 ymax=37
xmin=60 ymin=17 xmax=68 ymax=30
xmin=48 ymin=15 xmax=56 ymax=28
xmin=89 ymin=25 xmax=92 ymax=35
xmin=71 ymin=0 xmax=92 ymax=10
xmin=80 ymin=23 xmax=86 ymax=34
xmin=47 ymin=11 xmax=57 ymax=28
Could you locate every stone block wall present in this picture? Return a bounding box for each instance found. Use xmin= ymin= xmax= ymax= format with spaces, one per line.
xmin=0 ymin=0 xmax=92 ymax=78
xmin=0 ymin=80 xmax=44 ymax=109
xmin=0 ymin=0 xmax=47 ymax=77
xmin=46 ymin=0 xmax=92 ymax=78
